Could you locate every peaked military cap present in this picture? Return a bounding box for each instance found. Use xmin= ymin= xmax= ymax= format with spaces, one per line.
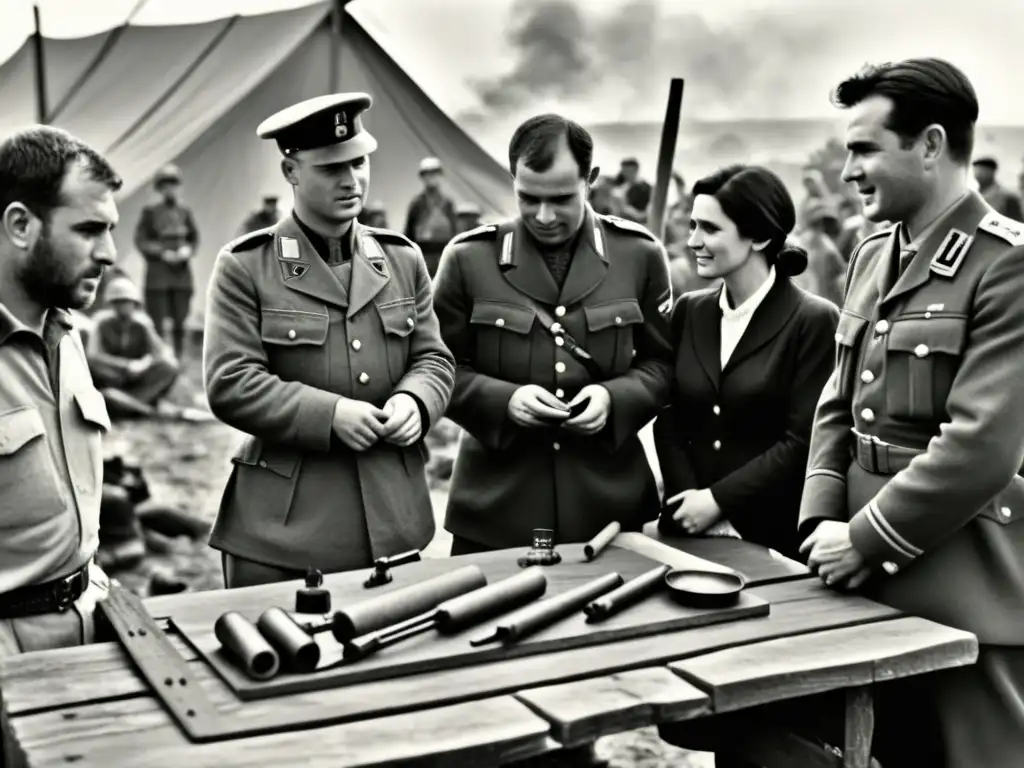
xmin=256 ymin=92 xmax=378 ymax=164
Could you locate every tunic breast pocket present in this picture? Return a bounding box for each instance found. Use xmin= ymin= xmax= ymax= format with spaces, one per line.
xmin=584 ymin=299 xmax=645 ymax=375
xmin=260 ymin=308 xmax=329 ymax=386
xmin=0 ymin=407 xmax=65 ymax=528
xmin=468 ymin=300 xmax=536 ymax=380
xmin=834 ymin=310 xmax=868 ymax=400
xmin=376 ymin=299 xmax=417 ymax=383
xmin=885 ymin=315 xmax=967 ymax=420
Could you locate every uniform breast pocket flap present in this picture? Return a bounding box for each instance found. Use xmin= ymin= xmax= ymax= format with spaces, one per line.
xmin=583 ymin=299 xmax=644 ymax=332
xmin=0 ymin=407 xmax=47 ymax=457
xmin=377 ymin=300 xmax=418 ymax=338
xmin=73 ymin=389 xmax=111 ymax=432
xmin=584 ymin=299 xmax=644 ymax=372
xmin=834 ymin=311 xmax=868 ymax=399
xmin=886 ymin=315 xmax=967 ymax=420
xmin=260 ymin=309 xmax=329 ymax=347
xmin=469 ymin=300 xmax=536 ymax=335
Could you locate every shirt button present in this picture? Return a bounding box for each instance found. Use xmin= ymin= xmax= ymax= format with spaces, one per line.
xmin=712 ymin=405 xmax=720 ymax=415
xmin=555 ymin=337 xmax=564 ymax=347
xmin=914 ymin=344 xmax=929 ymax=358
xmin=351 ymin=339 xmax=361 ymax=351
xmin=555 ymin=388 xmax=565 ymax=399
xmin=554 ymin=306 xmax=566 ymax=318
xmin=875 ymin=320 xmax=890 ymax=334
xmin=287 ymin=329 xmax=297 ymax=340
xmin=713 ymin=440 xmax=722 ymax=451
xmin=555 ymin=362 xmax=566 ymax=373
xmin=882 ymin=561 xmax=899 ymax=575
xmin=553 ymin=442 xmax=561 ymax=451
xmin=1000 ymin=506 xmax=1013 ymax=520
xmin=406 ymin=317 xmax=415 ymax=328
xmin=495 ymin=318 xmax=505 ymax=328
xmin=860 ymin=370 xmax=875 ymax=384
xmin=358 ymin=372 xmax=370 ymax=384
xmin=861 ymin=408 xmax=875 ymax=422
xmin=614 ymin=316 xmax=623 ymax=325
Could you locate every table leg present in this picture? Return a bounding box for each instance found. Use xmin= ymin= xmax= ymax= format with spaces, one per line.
xmin=843 ymin=686 xmax=874 ymax=768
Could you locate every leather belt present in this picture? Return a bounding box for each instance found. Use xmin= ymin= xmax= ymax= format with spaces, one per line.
xmin=0 ymin=564 xmax=90 ymax=619
xmin=851 ymin=429 xmax=925 ymax=475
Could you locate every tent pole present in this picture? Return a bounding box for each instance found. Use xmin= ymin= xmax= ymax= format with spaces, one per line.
xmin=649 ymin=78 xmax=685 ymax=242
xmin=328 ymin=0 xmax=349 ymax=92
xmin=32 ymin=3 xmax=49 ymax=124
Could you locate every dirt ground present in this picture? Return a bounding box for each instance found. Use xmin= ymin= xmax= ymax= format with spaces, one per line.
xmin=104 ymin=352 xmax=711 ymax=767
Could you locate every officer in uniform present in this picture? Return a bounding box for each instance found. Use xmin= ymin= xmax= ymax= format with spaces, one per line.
xmin=972 ymin=155 xmax=1024 ymax=220
xmin=237 ymin=193 xmax=282 ymax=236
xmin=432 ymin=113 xmax=673 ymax=556
xmin=203 ymin=93 xmax=456 ymax=589
xmin=800 ymin=58 xmax=1024 ymax=766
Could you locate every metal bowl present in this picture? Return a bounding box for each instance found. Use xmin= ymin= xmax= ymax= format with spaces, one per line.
xmin=664 ymin=568 xmax=746 ymax=609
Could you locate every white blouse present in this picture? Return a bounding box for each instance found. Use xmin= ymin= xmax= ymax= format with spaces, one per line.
xmin=719 ymin=266 xmax=777 ymax=368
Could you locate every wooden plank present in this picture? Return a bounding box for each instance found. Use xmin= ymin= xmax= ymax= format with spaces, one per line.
xmin=843 ymin=686 xmax=874 ymax=768
xmin=515 ymin=667 xmax=710 ymax=746
xmin=670 ymin=616 xmax=978 ymax=712
xmin=15 ymin=696 xmax=555 ymax=768
xmin=6 ymin=590 xmax=901 ymax=748
xmin=640 ymin=521 xmax=811 ymax=584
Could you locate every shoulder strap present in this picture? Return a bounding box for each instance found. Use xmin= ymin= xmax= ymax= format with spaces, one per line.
xmin=520 ymin=296 xmax=605 ymax=380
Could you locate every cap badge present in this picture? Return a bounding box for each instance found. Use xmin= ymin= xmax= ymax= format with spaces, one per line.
xmin=334 ymin=112 xmax=348 ymax=139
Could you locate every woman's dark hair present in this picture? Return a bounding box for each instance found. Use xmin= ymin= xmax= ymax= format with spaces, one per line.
xmin=691 ymin=164 xmax=807 ymax=277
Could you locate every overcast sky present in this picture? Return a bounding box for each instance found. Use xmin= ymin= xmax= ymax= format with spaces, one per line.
xmin=1 ymin=0 xmax=1022 ymax=125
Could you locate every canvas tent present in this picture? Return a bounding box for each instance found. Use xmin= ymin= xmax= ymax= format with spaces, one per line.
xmin=0 ymin=1 xmax=516 ymax=327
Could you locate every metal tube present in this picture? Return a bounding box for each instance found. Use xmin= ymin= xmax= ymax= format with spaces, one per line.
xmin=214 ymin=612 xmax=280 ymax=681
xmin=435 ymin=567 xmax=548 ymax=634
xmin=256 ymin=606 xmax=321 ymax=674
xmin=583 ymin=564 xmax=671 ymax=621
xmin=583 ymin=521 xmax=621 ymax=561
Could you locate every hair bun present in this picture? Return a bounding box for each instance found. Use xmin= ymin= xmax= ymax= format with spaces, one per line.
xmin=776 ymin=242 xmax=808 ymax=277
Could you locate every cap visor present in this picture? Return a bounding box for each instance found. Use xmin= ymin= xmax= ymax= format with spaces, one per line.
xmin=296 ymin=134 xmax=378 ymax=165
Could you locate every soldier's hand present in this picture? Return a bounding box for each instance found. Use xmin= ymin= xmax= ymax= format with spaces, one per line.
xmin=379 ymin=393 xmax=422 ymax=447
xmin=562 ymin=384 xmax=611 ymax=435
xmin=507 ymin=385 xmax=570 ymax=428
xmin=178 ymin=245 xmax=193 ymax=260
xmin=161 ymin=249 xmax=179 ymax=263
xmin=800 ymin=521 xmax=866 ymax=588
xmin=332 ymin=397 xmax=387 ymax=452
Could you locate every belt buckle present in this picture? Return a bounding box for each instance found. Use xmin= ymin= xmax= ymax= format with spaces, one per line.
xmin=854 ymin=431 xmax=878 ymax=473
xmin=53 ymin=570 xmax=81 ymax=612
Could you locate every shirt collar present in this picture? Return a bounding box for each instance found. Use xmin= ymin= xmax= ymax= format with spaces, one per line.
xmin=0 ymin=302 xmax=72 ymax=347
xmin=720 ymin=266 xmax=776 ymax=320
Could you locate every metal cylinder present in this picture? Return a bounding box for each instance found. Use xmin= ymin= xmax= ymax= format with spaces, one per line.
xmin=436 ymin=567 xmax=547 ymax=634
xmin=332 ymin=564 xmax=487 ymax=642
xmin=584 ymin=564 xmax=671 ymax=621
xmin=214 ymin=611 xmax=280 ymax=681
xmin=257 ymin=606 xmax=321 ymax=674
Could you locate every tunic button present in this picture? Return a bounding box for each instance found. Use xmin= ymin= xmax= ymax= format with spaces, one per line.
xmin=875 ymin=320 xmax=890 ymax=334
xmin=882 ymin=561 xmax=899 ymax=575
xmin=358 ymin=372 xmax=370 ymax=384
xmin=1000 ymin=506 xmax=1012 ymax=520
xmin=834 ymin=332 xmax=843 ymax=342
xmin=914 ymin=344 xmax=929 ymax=358
xmin=713 ymin=440 xmax=722 ymax=451
xmin=287 ymin=329 xmax=297 ymax=340
xmin=555 ymin=362 xmax=566 ymax=373
xmin=712 ymin=405 xmax=720 ymax=415
xmin=554 ymin=306 xmax=566 ymax=318
xmin=406 ymin=318 xmax=415 ymax=328
xmin=258 ymin=460 xmax=267 ymax=468
xmin=861 ymin=408 xmax=875 ymax=422
xmin=555 ymin=388 xmax=565 ymax=399
xmin=495 ymin=318 xmax=505 ymax=328
xmin=555 ymin=337 xmax=564 ymax=347
xmin=860 ymin=370 xmax=875 ymax=384
xmin=614 ymin=316 xmax=623 ymax=325
xmin=351 ymin=339 xmax=361 ymax=351
xmin=553 ymin=442 xmax=561 ymax=451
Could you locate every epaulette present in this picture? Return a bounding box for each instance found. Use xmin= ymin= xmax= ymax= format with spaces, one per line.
xmin=844 ymin=224 xmax=894 ymax=297
xmin=599 ymin=214 xmax=657 ymax=242
xmin=977 ymin=211 xmax=1024 ymax=246
xmin=448 ymin=223 xmax=499 ymax=246
xmin=363 ymin=226 xmax=417 ymax=249
xmin=227 ymin=228 xmax=273 ymax=253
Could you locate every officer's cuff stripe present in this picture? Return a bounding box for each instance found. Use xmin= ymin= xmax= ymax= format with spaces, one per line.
xmin=807 ymin=468 xmax=846 ymax=483
xmin=865 ymin=501 xmax=922 ymax=558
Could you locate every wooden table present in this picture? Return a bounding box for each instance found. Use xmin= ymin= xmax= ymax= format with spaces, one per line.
xmin=0 ymin=532 xmax=977 ymax=768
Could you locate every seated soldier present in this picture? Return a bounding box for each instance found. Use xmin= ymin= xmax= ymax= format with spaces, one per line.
xmin=85 ymin=275 xmax=181 ymax=418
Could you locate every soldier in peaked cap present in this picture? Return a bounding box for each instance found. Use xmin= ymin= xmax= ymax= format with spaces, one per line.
xmin=202 ymin=92 xmax=455 ymax=589
xmin=972 ymin=155 xmax=1024 ymax=220
xmin=795 ymin=59 xmax=1024 ymax=766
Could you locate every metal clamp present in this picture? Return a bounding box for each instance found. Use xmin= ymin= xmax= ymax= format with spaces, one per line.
xmin=364 ymin=549 xmax=422 ymax=588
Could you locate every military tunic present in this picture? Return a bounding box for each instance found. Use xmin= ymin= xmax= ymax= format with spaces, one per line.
xmin=203 ymin=214 xmax=455 ymax=573
xmin=799 ymin=191 xmax=1024 ymax=766
xmin=432 ymin=208 xmax=673 ymax=548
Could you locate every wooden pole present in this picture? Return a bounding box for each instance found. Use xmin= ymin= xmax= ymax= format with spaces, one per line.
xmin=649 ymin=78 xmax=685 ymax=241
xmin=32 ymin=3 xmax=48 ymax=124
xmin=328 ymin=0 xmax=348 ymax=92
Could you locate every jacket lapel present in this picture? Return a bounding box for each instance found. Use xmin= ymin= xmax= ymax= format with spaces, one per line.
xmin=500 ymin=221 xmax=561 ymax=305
xmin=880 ymin=192 xmax=990 ymax=309
xmin=347 ymin=223 xmax=391 ymax=318
xmin=723 ymin=278 xmax=800 ymax=374
xmin=558 ymin=208 xmax=609 ymax=306
xmin=692 ymin=289 xmax=722 ymax=391
xmin=274 ymin=216 xmax=349 ymax=309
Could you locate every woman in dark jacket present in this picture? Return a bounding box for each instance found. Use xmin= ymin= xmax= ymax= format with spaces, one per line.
xmin=653 ymin=164 xmax=839 ymax=562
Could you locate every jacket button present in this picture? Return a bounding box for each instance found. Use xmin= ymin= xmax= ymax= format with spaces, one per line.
xmin=406 ymin=317 xmax=415 ymax=328
xmin=914 ymin=344 xmax=929 ymax=358
xmin=614 ymin=316 xmax=623 ymax=325
xmin=834 ymin=331 xmax=843 ymax=342
xmin=351 ymin=339 xmax=361 ymax=351
xmin=1000 ymin=506 xmax=1012 ymax=520
xmin=555 ymin=337 xmax=564 ymax=347
xmin=555 ymin=306 xmax=566 ymax=318
xmin=882 ymin=561 xmax=899 ymax=575
xmin=495 ymin=318 xmax=505 ymax=328
xmin=555 ymin=388 xmax=564 ymax=399
xmin=358 ymin=372 xmax=370 ymax=384
xmin=555 ymin=362 xmax=566 ymax=373
xmin=553 ymin=442 xmax=561 ymax=451
xmin=258 ymin=460 xmax=267 ymax=468
xmin=713 ymin=440 xmax=722 ymax=450
xmin=861 ymin=408 xmax=875 ymax=422
xmin=860 ymin=370 xmax=875 ymax=384
xmin=287 ymin=329 xmax=297 ymax=340
xmin=875 ymin=320 xmax=890 ymax=334
xmin=712 ymin=405 xmax=720 ymax=415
